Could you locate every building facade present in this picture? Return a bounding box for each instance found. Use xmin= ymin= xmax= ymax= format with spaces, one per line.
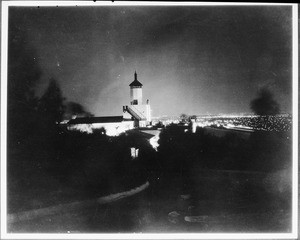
xmin=67 ymin=71 xmax=151 ymax=135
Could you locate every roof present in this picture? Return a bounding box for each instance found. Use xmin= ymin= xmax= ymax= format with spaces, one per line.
xmin=129 ymin=71 xmax=143 ymax=87
xmin=68 ymin=116 xmax=124 ymax=124
xmin=129 ymin=79 xmax=143 ymax=87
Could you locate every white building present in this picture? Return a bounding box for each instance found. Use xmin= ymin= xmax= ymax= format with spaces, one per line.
xmin=67 ymin=116 xmax=134 ymax=136
xmin=67 ymin=72 xmax=152 ymax=136
xmin=123 ymin=71 xmax=151 ymax=127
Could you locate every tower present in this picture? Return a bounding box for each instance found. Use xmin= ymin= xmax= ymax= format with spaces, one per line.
xmin=129 ymin=71 xmax=143 ymax=105
xmin=123 ymin=71 xmax=151 ymax=127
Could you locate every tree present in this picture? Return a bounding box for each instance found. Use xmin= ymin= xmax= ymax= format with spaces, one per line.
xmin=180 ymin=113 xmax=190 ymax=123
xmin=34 ymin=79 xmax=65 ymax=175
xmin=64 ymin=101 xmax=94 ymax=120
xmin=38 ymin=78 xmax=65 ymax=128
xmin=250 ymin=88 xmax=280 ymax=116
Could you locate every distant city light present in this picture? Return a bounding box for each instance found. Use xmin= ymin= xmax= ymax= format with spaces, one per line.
xmin=191 ymin=115 xmax=292 ymax=132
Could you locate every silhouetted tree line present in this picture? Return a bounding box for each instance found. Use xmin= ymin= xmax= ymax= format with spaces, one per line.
xmin=155 ymin=124 xmax=292 ymax=209
xmin=157 ymin=124 xmax=291 ymax=179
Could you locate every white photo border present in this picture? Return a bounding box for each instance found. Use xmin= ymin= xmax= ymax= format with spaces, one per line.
xmin=1 ymin=1 xmax=298 ymax=239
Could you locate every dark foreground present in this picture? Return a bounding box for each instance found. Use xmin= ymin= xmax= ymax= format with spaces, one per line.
xmin=8 ymin=169 xmax=291 ymax=233
xmin=8 ymin=126 xmax=293 ymax=233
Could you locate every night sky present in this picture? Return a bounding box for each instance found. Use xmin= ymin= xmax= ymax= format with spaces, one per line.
xmin=8 ymin=5 xmax=293 ymax=117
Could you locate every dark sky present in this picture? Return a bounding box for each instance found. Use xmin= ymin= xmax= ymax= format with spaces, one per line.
xmin=8 ymin=5 xmax=293 ymax=117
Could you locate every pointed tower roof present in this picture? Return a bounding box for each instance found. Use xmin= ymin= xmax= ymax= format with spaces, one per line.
xmin=129 ymin=71 xmax=143 ymax=87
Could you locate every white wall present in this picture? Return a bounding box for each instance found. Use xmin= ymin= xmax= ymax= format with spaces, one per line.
xmin=130 ymin=87 xmax=142 ymax=104
xmin=68 ymin=121 xmax=134 ymax=136
xmin=123 ymin=110 xmax=132 ymax=120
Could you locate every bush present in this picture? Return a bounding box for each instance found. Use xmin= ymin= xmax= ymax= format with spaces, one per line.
xmin=157 ymin=125 xmax=292 ymax=176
